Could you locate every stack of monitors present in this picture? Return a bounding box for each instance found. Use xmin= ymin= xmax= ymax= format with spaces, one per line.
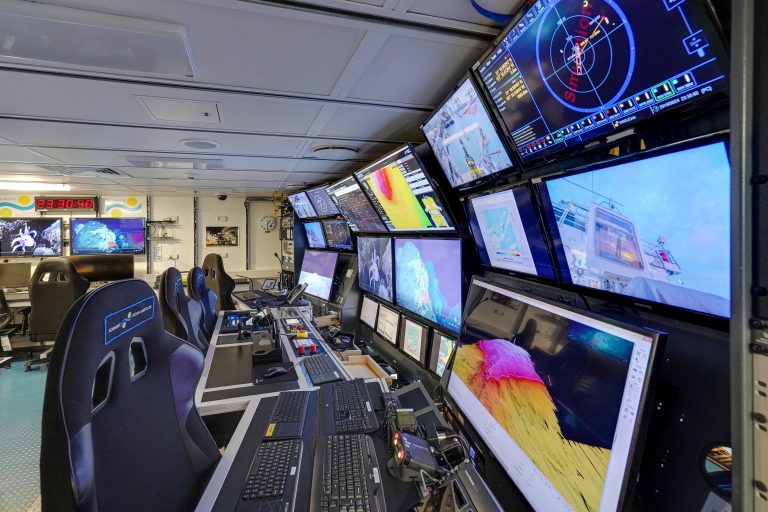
xmin=538 ymin=140 xmax=731 ymax=319
xmin=304 ymin=221 xmax=326 ymax=249
xmin=375 ymin=304 xmax=400 ymax=345
xmin=357 ymin=237 xmax=393 ymax=302
xmin=360 ymin=295 xmax=380 ymax=329
xmin=421 ymin=75 xmax=516 ymax=189
xmin=326 ymin=176 xmax=387 ymax=233
xmin=70 ymin=218 xmax=145 ymax=255
xmin=474 ymin=0 xmax=728 ymax=163
xmin=354 ymin=146 xmax=454 ymax=232
xmin=447 ymin=277 xmax=662 ymax=512
xmin=322 ymin=220 xmax=353 ymax=251
xmin=306 ymin=185 xmax=340 ymax=217
xmin=288 ymin=192 xmax=318 ymax=219
xmin=297 ymin=249 xmax=339 ymax=302
xmin=0 ymin=217 xmax=62 ymax=257
xmin=465 ymin=185 xmax=556 ymax=280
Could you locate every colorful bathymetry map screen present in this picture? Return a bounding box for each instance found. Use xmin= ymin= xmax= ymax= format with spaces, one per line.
xmin=357 ymin=237 xmax=393 ymax=302
xmin=298 ymin=250 xmax=338 ymax=301
xmin=448 ymin=280 xmax=655 ymax=512
xmin=395 ymin=238 xmax=462 ymax=332
xmin=422 ymin=77 xmax=514 ymax=188
xmin=304 ymin=221 xmax=326 ymax=249
xmin=355 ymin=146 xmax=454 ymax=232
xmin=71 ymin=218 xmax=145 ymax=255
xmin=0 ymin=217 xmax=62 ymax=257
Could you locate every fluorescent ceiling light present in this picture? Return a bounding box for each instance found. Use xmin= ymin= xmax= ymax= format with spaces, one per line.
xmin=0 ymin=182 xmax=70 ymax=191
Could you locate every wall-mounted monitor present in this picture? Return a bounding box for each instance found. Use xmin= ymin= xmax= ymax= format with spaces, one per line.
xmin=428 ymin=331 xmax=456 ymax=378
xmin=421 ymin=75 xmax=515 ymax=189
xmin=322 ymin=220 xmax=353 ymax=251
xmin=399 ymin=316 xmax=429 ymax=366
xmin=395 ymin=238 xmax=462 ymax=333
xmin=465 ymin=185 xmax=556 ymax=280
xmin=288 ymin=192 xmax=318 ymax=219
xmin=448 ymin=277 xmax=662 ymax=512
xmin=70 ymin=218 xmax=145 ymax=255
xmin=297 ymin=250 xmax=339 ymax=302
xmin=357 ymin=237 xmax=393 ymax=303
xmin=307 ymin=185 xmax=340 ymax=217
xmin=475 ymin=0 xmax=728 ymax=163
xmin=376 ymin=304 xmax=400 ymax=345
xmin=0 ymin=217 xmax=62 ymax=257
xmin=326 ymin=176 xmax=387 ymax=233
xmin=355 ymin=145 xmax=454 ymax=232
xmin=360 ymin=295 xmax=380 ymax=329
xmin=539 ymin=140 xmax=730 ymax=319
xmin=304 ymin=221 xmax=326 ymax=249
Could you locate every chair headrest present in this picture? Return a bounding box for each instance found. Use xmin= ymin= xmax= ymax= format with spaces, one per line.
xmin=162 ymin=267 xmax=188 ymax=310
xmin=32 ymin=257 xmax=88 ymax=285
xmin=202 ymin=253 xmax=225 ymax=273
xmin=188 ymin=267 xmax=206 ymax=301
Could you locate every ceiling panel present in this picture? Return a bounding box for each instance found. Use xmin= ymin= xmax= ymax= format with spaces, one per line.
xmin=407 ymin=0 xmax=522 ymax=27
xmin=317 ymin=105 xmax=427 ymax=141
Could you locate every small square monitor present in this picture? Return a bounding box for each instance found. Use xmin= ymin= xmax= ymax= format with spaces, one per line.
xmin=357 ymin=237 xmax=393 ymax=302
xmin=298 ymin=250 xmax=339 ymax=301
xmin=307 ymin=186 xmax=340 ymax=217
xmin=322 ymin=220 xmax=353 ymax=251
xmin=398 ymin=316 xmax=429 ymax=366
xmin=261 ymin=278 xmax=277 ymax=291
xmin=288 ymin=192 xmax=318 ymax=219
xmin=304 ymin=221 xmax=326 ymax=249
xmin=428 ymin=331 xmax=457 ymax=377
xmin=375 ymin=304 xmax=400 ymax=345
xmin=360 ymin=295 xmax=379 ymax=329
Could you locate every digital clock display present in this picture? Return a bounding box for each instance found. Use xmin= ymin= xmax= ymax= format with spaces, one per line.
xmin=35 ymin=196 xmax=97 ymax=211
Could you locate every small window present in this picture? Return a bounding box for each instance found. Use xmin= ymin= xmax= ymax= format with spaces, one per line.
xmin=91 ymin=352 xmax=115 ymax=415
xmin=129 ymin=338 xmax=148 ymax=382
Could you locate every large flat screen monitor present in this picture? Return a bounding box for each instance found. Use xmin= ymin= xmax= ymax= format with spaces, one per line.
xmin=0 ymin=217 xmax=62 ymax=257
xmin=360 ymin=295 xmax=380 ymax=329
xmin=322 ymin=220 xmax=353 ymax=251
xmin=475 ymin=0 xmax=728 ymax=163
xmin=297 ymin=250 xmax=339 ymax=301
xmin=355 ymin=146 xmax=454 ymax=232
xmin=288 ymin=192 xmax=318 ymax=219
xmin=466 ymin=185 xmax=556 ymax=279
xmin=399 ymin=316 xmax=429 ymax=365
xmin=395 ymin=238 xmax=462 ymax=333
xmin=539 ymin=140 xmax=730 ymax=319
xmin=326 ymin=176 xmax=388 ymax=233
xmin=422 ymin=76 xmax=515 ymax=189
xmin=428 ymin=331 xmax=456 ymax=377
xmin=304 ymin=221 xmax=326 ymax=249
xmin=70 ymin=218 xmax=145 ymax=255
xmin=307 ymin=186 xmax=340 ymax=217
xmin=376 ymin=304 xmax=399 ymax=345
xmin=357 ymin=237 xmax=393 ymax=302
xmin=447 ymin=277 xmax=661 ymax=512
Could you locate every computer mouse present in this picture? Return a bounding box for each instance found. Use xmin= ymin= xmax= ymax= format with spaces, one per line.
xmin=264 ymin=366 xmax=289 ymax=378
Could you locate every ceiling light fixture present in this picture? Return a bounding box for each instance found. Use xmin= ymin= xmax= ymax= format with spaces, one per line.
xmin=181 ymin=139 xmax=220 ymax=150
xmin=0 ymin=182 xmax=70 ymax=191
xmin=310 ymin=146 xmax=359 ymax=159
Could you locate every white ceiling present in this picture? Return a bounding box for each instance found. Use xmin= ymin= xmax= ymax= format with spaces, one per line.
xmin=0 ymin=0 xmax=523 ymax=197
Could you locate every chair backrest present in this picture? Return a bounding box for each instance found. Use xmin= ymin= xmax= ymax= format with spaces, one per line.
xmin=202 ymin=253 xmax=235 ymax=311
xmin=187 ymin=267 xmax=217 ymax=339
xmin=29 ymin=258 xmax=90 ymax=342
xmin=40 ymin=279 xmax=220 ymax=512
xmin=159 ymin=268 xmax=208 ymax=353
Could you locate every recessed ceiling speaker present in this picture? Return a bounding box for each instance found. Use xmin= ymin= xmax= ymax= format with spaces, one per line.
xmin=181 ymin=139 xmax=220 ymax=150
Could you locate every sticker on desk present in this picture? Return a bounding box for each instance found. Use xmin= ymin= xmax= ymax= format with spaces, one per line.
xmin=1 ymin=335 xmax=10 ymax=352
xmin=265 ymin=423 xmax=276 ymax=437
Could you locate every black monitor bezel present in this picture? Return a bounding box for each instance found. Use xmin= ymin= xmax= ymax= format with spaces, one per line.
xmin=535 ymin=132 xmax=730 ymax=330
xmin=0 ymin=216 xmax=63 ymax=258
xmin=296 ymin=248 xmax=340 ymax=302
xmin=420 ymin=72 xmax=520 ymax=192
xmin=303 ymin=220 xmax=327 ymax=250
xmin=69 ymin=217 xmax=146 ymax=256
xmin=443 ymin=274 xmax=666 ymax=512
xmin=397 ymin=314 xmax=431 ymax=367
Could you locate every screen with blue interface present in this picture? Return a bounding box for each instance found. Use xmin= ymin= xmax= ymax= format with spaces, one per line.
xmin=304 ymin=221 xmax=326 ymax=249
xmin=288 ymin=192 xmax=318 ymax=219
xmin=422 ymin=77 xmax=515 ymax=188
xmin=466 ymin=186 xmax=556 ymax=279
xmin=307 ymin=186 xmax=341 ymax=217
xmin=476 ymin=0 xmax=728 ymax=162
xmin=322 ymin=220 xmax=353 ymax=251
xmin=539 ymin=141 xmax=731 ymax=318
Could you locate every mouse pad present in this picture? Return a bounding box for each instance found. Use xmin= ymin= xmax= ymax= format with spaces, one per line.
xmin=252 ymin=363 xmax=298 ymax=385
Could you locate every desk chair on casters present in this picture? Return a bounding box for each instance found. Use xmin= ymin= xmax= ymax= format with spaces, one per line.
xmin=159 ymin=267 xmax=209 ymax=353
xmin=40 ymin=279 xmax=221 ymax=512
xmin=202 ymin=253 xmax=235 ymax=312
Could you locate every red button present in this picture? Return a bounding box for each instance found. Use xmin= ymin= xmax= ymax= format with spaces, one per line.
xmin=297 ymin=345 xmax=305 ymax=356
xmin=309 ymin=343 xmax=317 ymax=354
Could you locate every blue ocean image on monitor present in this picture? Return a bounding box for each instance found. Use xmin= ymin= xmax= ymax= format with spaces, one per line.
xmin=422 ymin=78 xmax=513 ymax=188
xmin=71 ymin=218 xmax=145 ymax=255
xmin=544 ymin=141 xmax=730 ymax=317
xmin=357 ymin=237 xmax=393 ymax=302
xmin=395 ymin=238 xmax=462 ymax=332
xmin=304 ymin=221 xmax=326 ymax=249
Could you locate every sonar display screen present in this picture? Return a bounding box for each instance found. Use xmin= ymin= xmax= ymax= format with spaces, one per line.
xmin=422 ymin=76 xmax=515 ymax=188
xmin=476 ymin=0 xmax=728 ymax=162
xmin=322 ymin=220 xmax=353 ymax=251
xmin=326 ymin=176 xmax=387 ymax=233
xmin=70 ymin=218 xmax=145 ymax=255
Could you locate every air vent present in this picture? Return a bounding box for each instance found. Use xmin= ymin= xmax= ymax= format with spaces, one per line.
xmin=38 ymin=165 xmax=130 ymax=177
xmin=125 ymin=156 xmax=224 ymax=170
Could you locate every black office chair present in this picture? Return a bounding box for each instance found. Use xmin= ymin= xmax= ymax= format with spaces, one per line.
xmin=202 ymin=253 xmax=235 ymax=312
xmin=28 ymin=258 xmax=89 ymax=343
xmin=0 ymin=289 xmax=20 ymax=338
xmin=159 ymin=268 xmax=208 ymax=353
xmin=40 ymin=279 xmax=220 ymax=512
xmin=187 ymin=266 xmax=218 ymax=340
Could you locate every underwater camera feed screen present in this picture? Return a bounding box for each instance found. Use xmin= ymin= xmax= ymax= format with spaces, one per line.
xmin=0 ymin=217 xmax=62 ymax=257
xmin=70 ymin=218 xmax=146 ymax=255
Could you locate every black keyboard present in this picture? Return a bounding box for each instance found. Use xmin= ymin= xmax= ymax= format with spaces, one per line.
xmin=239 ymin=439 xmax=302 ymax=510
xmin=264 ymin=391 xmax=310 ymax=441
xmin=332 ymin=379 xmax=379 ymax=434
xmin=317 ymin=435 xmax=386 ymax=512
xmin=303 ymin=353 xmax=343 ymax=385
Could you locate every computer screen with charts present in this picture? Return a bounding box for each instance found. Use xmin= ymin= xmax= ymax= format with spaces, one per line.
xmin=326 ymin=176 xmax=387 ymax=233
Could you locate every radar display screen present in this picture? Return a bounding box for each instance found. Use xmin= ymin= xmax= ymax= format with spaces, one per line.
xmin=322 ymin=219 xmax=353 ymax=251
xmin=476 ymin=0 xmax=728 ymax=162
xmin=307 ymin=186 xmax=341 ymax=217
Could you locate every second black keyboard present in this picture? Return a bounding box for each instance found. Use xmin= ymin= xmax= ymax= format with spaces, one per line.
xmin=238 ymin=439 xmax=302 ymax=511
xmin=303 ymin=353 xmax=343 ymax=385
xmin=331 ymin=379 xmax=379 ymax=434
xmin=263 ymin=391 xmax=310 ymax=440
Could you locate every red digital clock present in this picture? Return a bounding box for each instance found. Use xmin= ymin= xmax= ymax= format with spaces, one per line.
xmin=35 ymin=196 xmax=98 ymax=211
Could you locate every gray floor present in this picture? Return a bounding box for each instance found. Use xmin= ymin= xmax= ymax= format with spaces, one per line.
xmin=0 ymin=360 xmax=46 ymax=512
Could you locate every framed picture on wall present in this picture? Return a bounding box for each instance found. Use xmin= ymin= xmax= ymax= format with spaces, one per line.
xmin=205 ymin=226 xmax=239 ymax=247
